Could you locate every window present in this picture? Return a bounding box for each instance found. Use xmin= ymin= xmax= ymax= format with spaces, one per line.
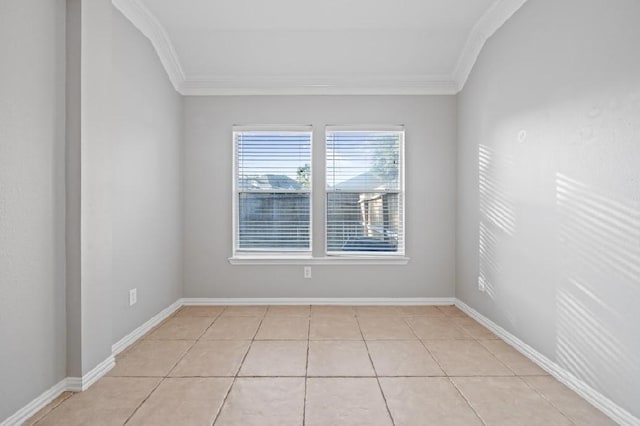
xmin=326 ymin=126 xmax=405 ymax=255
xmin=233 ymin=126 xmax=312 ymax=256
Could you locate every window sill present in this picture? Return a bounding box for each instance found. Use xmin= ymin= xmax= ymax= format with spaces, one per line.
xmin=228 ymin=256 xmax=410 ymax=265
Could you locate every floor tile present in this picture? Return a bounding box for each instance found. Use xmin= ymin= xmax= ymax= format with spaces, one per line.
xmin=35 ymin=377 xmax=160 ymax=426
xmin=309 ymin=316 xmax=362 ymax=340
xmin=266 ymin=305 xmax=310 ymax=317
xmin=367 ymin=340 xmax=443 ymax=376
xmin=523 ymin=376 xmax=616 ymax=425
xmin=239 ymin=340 xmax=307 ymax=376
xmin=397 ymin=305 xmax=446 ymax=317
xmin=310 ymin=305 xmax=355 ymax=317
xmin=109 ymin=340 xmax=194 ymax=377
xmin=437 ymin=305 xmax=468 ymax=317
xmin=127 ymin=378 xmax=232 ymax=425
xmin=305 ymin=378 xmax=393 ymax=426
xmin=220 ymin=305 xmax=267 ymax=317
xmin=380 ymin=377 xmax=482 ymax=425
xmin=355 ymin=305 xmax=401 ymax=317
xmin=215 ymin=378 xmax=305 ymax=426
xmin=453 ymin=377 xmax=573 ymax=425
xmin=255 ymin=316 xmax=309 ymax=340
xmin=307 ymin=341 xmax=375 ymax=377
xmin=453 ymin=317 xmax=498 ymax=339
xmin=169 ymin=340 xmax=250 ymax=377
xmin=24 ymin=392 xmax=74 ymax=425
xmin=358 ymin=316 xmax=416 ymax=340
xmin=406 ymin=317 xmax=470 ymax=339
xmin=174 ymin=305 xmax=225 ymax=318
xmin=479 ymin=339 xmax=548 ymax=375
xmin=423 ymin=339 xmax=513 ymax=376
xmin=200 ymin=316 xmax=261 ymax=340
xmin=146 ymin=317 xmax=214 ymax=340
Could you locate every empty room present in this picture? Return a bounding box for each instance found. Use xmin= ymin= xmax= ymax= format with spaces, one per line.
xmin=1 ymin=0 xmax=639 ymax=424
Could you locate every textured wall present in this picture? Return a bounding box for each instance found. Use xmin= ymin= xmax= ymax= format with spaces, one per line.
xmin=457 ymin=0 xmax=640 ymax=418
xmin=184 ymin=95 xmax=457 ymax=298
xmin=111 ymin=7 xmax=183 ymax=345
xmin=0 ymin=0 xmax=67 ymax=420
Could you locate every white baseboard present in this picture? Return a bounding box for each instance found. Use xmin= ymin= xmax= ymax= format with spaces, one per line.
xmin=0 ymin=379 xmax=68 ymax=426
xmin=112 ymin=299 xmax=182 ymax=356
xmin=66 ymin=355 xmax=116 ymax=392
xmin=181 ymin=297 xmax=456 ymax=306
xmin=455 ymin=299 xmax=640 ymax=426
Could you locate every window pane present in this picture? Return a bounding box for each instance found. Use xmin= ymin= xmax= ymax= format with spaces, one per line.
xmin=234 ymin=129 xmax=312 ymax=253
xmin=238 ymin=193 xmax=310 ymax=250
xmin=327 ymin=192 xmax=401 ymax=252
xmin=327 ymin=131 xmax=400 ymax=191
xmin=326 ymin=129 xmax=404 ymax=255
xmin=238 ymin=132 xmax=311 ymax=191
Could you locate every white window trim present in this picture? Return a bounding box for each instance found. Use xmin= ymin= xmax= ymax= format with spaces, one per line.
xmin=229 ymin=124 xmax=410 ymax=265
xmin=232 ymin=125 xmax=313 ymax=257
xmin=324 ymin=125 xmax=406 ymax=257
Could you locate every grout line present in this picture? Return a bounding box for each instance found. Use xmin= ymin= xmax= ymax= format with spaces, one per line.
xmin=210 ymin=312 xmax=265 ymax=426
xmin=520 ymin=376 xmax=578 ymax=425
xmin=303 ymin=311 xmax=311 ymax=426
xmin=124 ymin=310 xmax=226 ymax=425
xmin=448 ymin=376 xmax=487 ymax=426
xmin=354 ymin=315 xmax=396 ymax=426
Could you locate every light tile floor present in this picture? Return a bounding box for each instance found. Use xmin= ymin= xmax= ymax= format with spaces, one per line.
xmin=28 ymin=305 xmax=616 ymax=425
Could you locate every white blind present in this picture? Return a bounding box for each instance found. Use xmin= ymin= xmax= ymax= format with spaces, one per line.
xmin=326 ymin=128 xmax=404 ymax=255
xmin=234 ymin=128 xmax=312 ymax=253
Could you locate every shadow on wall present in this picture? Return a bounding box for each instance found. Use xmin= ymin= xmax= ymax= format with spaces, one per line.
xmin=555 ymin=173 xmax=640 ymax=407
xmin=478 ymin=144 xmax=516 ymax=301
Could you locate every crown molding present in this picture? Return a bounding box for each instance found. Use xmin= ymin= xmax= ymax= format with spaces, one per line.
xmin=181 ymin=75 xmax=458 ymax=96
xmin=113 ymin=0 xmax=527 ymax=95
xmin=112 ymin=0 xmax=185 ymax=91
xmin=452 ymin=0 xmax=530 ymax=91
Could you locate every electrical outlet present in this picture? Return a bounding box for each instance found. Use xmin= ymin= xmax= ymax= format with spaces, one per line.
xmin=304 ymin=266 xmax=312 ymax=279
xmin=129 ymin=288 xmax=137 ymax=306
xmin=478 ymin=276 xmax=486 ymax=292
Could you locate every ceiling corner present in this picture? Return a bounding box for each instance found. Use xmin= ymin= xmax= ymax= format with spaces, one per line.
xmin=452 ymin=0 xmax=530 ymax=93
xmin=112 ymin=0 xmax=186 ymax=92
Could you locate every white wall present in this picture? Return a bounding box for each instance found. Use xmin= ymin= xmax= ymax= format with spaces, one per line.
xmin=111 ymin=7 xmax=183 ymax=344
xmin=184 ymin=95 xmax=457 ymax=298
xmin=0 ymin=0 xmax=67 ymax=420
xmin=456 ymin=0 xmax=640 ymax=419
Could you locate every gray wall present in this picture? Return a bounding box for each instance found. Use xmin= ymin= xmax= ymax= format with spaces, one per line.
xmin=456 ymin=0 xmax=640 ymax=418
xmin=0 ymin=0 xmax=67 ymax=420
xmin=184 ymin=96 xmax=457 ymax=298
xmin=111 ymin=8 xmax=183 ymax=344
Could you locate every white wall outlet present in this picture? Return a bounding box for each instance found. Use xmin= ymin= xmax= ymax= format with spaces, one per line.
xmin=129 ymin=288 xmax=137 ymax=306
xmin=478 ymin=276 xmax=486 ymax=292
xmin=304 ymin=266 xmax=312 ymax=279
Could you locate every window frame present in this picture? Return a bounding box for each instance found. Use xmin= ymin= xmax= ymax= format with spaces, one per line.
xmin=231 ymin=125 xmax=313 ymax=259
xmin=324 ymin=125 xmax=406 ymax=258
xmin=228 ymin=124 xmax=409 ymax=265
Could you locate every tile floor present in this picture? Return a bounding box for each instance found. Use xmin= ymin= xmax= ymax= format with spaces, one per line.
xmin=27 ymin=305 xmax=616 ymax=425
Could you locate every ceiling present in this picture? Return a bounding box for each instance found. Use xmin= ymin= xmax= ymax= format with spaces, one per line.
xmin=112 ymin=0 xmax=528 ymax=95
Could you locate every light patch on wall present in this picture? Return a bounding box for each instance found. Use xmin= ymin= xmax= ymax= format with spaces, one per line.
xmin=478 ymin=143 xmax=517 ymax=301
xmin=555 ymin=172 xmax=640 ymax=406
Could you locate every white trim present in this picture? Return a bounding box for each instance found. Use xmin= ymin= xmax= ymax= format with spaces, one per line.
xmin=111 ymin=299 xmax=182 ymax=356
xmin=111 ymin=0 xmax=185 ymax=92
xmin=180 ymin=75 xmax=458 ymax=96
xmin=452 ymin=0 xmax=529 ymax=91
xmin=66 ymin=355 xmax=116 ymax=393
xmin=228 ymin=256 xmax=410 ymax=265
xmin=181 ymin=297 xmax=454 ymax=306
xmin=455 ymin=299 xmax=640 ymax=426
xmin=112 ymin=0 xmax=527 ymax=95
xmin=2 ymin=357 xmax=117 ymax=425
xmin=0 ymin=379 xmax=68 ymax=426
